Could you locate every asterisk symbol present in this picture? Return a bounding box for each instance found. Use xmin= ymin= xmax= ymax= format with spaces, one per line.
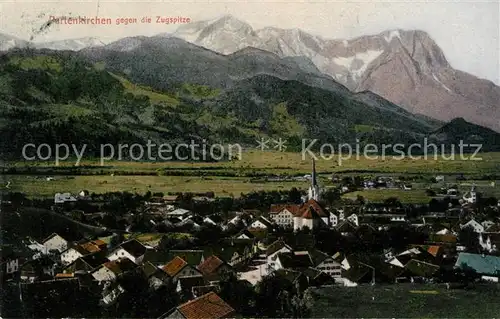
xmin=256 ymin=137 xmax=270 ymax=151
xmin=272 ymin=138 xmax=287 ymax=152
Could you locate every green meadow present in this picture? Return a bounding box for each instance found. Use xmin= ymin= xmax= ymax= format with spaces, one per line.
xmin=2 ymin=151 xmax=499 ymax=200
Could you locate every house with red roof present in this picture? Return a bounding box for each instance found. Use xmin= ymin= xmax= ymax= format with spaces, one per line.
xmin=160 ymin=292 xmax=235 ymax=319
xmin=162 ymin=256 xmax=203 ymax=283
xmin=197 ymin=255 xmax=234 ymax=282
xmin=269 ymin=199 xmax=330 ymax=231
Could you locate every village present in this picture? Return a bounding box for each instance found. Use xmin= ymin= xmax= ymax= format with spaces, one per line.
xmin=1 ymin=160 xmax=500 ymax=318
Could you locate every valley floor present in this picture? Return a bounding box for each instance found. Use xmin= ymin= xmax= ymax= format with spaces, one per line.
xmin=2 ymin=151 xmax=500 ymax=200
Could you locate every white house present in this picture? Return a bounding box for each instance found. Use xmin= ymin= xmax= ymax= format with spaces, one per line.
xmin=249 ymin=217 xmax=273 ymax=229
xmin=26 ymin=238 xmax=49 ymax=258
xmin=61 ymin=242 xmax=101 ymax=265
xmin=436 ymin=227 xmax=452 ymax=235
xmin=54 ymin=193 xmax=77 ymax=204
xmin=329 ymin=212 xmax=338 ymax=227
xmin=315 ymin=255 xmax=342 ymax=279
xmin=270 ymin=199 xmax=330 ymax=231
xmin=270 ymin=207 xmax=296 ymax=228
xmin=107 ymin=239 xmax=147 ymax=264
xmin=462 ymin=185 xmax=478 ymax=204
xmin=42 ymin=233 xmax=68 ymax=253
xmin=293 ymin=206 xmax=325 ymax=230
xmin=177 ymin=218 xmax=201 ymax=230
xmin=461 ymin=219 xmax=484 ymax=233
xmin=78 ymin=190 xmax=90 ymax=197
xmin=166 ymin=208 xmax=191 ymax=220
xmin=390 ymin=216 xmax=406 ymax=222
xmin=61 ymin=246 xmax=88 ymax=265
xmin=383 ymin=249 xmax=394 ymax=261
xmin=102 ymin=283 xmax=125 ymax=305
xmin=338 ymin=210 xmax=345 ymax=221
xmin=479 ymin=233 xmax=498 ymax=253
xmin=346 ymin=214 xmax=359 ymax=226
xmin=92 ymin=264 xmax=119 ymax=282
xmin=235 ymin=229 xmax=254 ymax=240
xmin=270 ymin=251 xmax=314 ymax=272
xmin=162 ymin=256 xmax=203 ymax=283
xmin=2 ymin=256 xmax=19 ymax=275
xmin=266 ymin=240 xmax=293 ymax=271
xmin=481 ymin=220 xmax=496 ymax=230
xmin=91 ymin=258 xmax=136 ymax=282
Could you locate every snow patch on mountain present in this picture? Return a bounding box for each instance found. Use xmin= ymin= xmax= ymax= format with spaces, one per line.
xmin=172 ymin=25 xmax=205 ymax=43
xmin=27 ymin=37 xmax=108 ymax=51
xmin=432 ymin=73 xmax=452 ymax=93
xmin=384 ymin=30 xmax=401 ymax=43
xmin=333 ymin=55 xmax=356 ymax=68
xmin=334 ymin=50 xmax=383 ymax=72
xmin=351 ymin=50 xmax=384 ymax=80
xmin=356 ymin=50 xmax=383 ymax=67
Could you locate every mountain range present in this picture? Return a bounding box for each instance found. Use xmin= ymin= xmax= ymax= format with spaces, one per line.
xmin=170 ymin=15 xmax=500 ymax=132
xmin=1 ymin=17 xmax=500 ymax=158
xmin=0 ymin=34 xmax=108 ymax=51
xmin=1 ymin=16 xmax=499 ymax=133
xmin=1 ymin=15 xmax=499 ymax=132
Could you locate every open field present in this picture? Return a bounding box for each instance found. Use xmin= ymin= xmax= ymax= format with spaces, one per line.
xmin=309 ymin=284 xmax=500 ymax=318
xmin=6 ymin=175 xmax=499 ymax=202
xmin=2 ymin=151 xmax=499 ymax=199
xmin=2 ymin=175 xmax=311 ymax=198
xmin=4 ymin=150 xmax=500 ymax=174
xmin=343 ymin=190 xmax=431 ymax=203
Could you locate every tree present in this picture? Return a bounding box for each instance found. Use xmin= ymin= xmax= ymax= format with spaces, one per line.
xmin=255 ymin=273 xmax=294 ymax=317
xmin=109 ymin=233 xmax=125 ymax=249
xmin=321 ymin=188 xmax=341 ymax=206
xmin=426 ymin=189 xmax=437 ymax=197
xmin=194 ymin=224 xmax=223 ymax=245
xmin=218 ymin=272 xmax=256 ymax=316
xmin=482 ymin=196 xmax=498 ymax=207
xmin=288 ymin=187 xmax=302 ymax=204
xmin=384 ymin=197 xmax=401 ymax=207
xmin=314 ymin=229 xmax=343 ymax=255
xmin=355 ymin=194 xmax=365 ymax=205
xmin=158 ymin=234 xmax=193 ymax=251
xmin=455 ymin=263 xmax=480 ymax=286
xmin=458 ymin=226 xmax=481 ymax=253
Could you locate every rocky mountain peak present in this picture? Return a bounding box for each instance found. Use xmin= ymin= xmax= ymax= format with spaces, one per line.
xmin=169 ymin=17 xmax=499 ymax=131
xmin=198 ymin=15 xmax=254 ymax=36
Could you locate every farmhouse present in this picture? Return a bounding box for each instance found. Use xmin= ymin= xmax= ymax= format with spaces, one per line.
xmin=162 ymin=256 xmax=203 ymax=283
xmin=91 ymin=258 xmax=137 ymax=282
xmin=42 ymin=233 xmax=69 ymax=253
xmin=107 ymin=239 xmax=147 ymax=264
xmin=162 ymin=292 xmax=235 ymax=319
xmin=197 ymin=255 xmax=234 ymax=282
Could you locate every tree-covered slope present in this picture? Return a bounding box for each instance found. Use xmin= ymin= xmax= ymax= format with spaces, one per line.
xmin=1 ymin=49 xmax=497 ymax=160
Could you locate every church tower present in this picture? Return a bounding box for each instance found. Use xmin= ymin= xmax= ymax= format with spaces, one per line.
xmin=308 ymin=158 xmax=320 ymax=201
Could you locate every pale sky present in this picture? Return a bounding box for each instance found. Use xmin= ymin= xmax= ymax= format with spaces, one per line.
xmin=1 ymin=0 xmax=499 ymax=84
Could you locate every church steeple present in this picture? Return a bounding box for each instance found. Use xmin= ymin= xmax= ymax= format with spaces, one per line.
xmin=312 ymin=158 xmax=317 ymax=187
xmin=307 ymin=158 xmax=320 ymax=201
